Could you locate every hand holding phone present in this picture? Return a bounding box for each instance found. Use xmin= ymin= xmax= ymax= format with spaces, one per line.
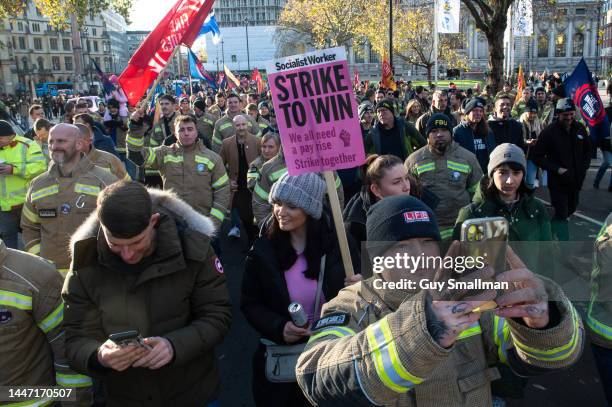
xmin=97 ymin=338 xmax=149 ymax=371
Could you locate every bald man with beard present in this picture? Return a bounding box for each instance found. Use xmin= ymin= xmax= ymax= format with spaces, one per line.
xmin=21 ymin=123 xmax=118 ymax=275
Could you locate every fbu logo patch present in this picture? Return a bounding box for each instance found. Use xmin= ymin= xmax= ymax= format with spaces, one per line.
xmin=574 ymin=84 xmax=605 ymax=127
xmin=403 ymin=211 xmax=430 ymax=223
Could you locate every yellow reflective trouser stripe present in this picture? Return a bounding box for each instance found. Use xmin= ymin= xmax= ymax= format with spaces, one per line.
xmin=145 ymin=150 xmax=157 ymax=167
xmin=270 ymin=167 xmax=288 ymax=182
xmin=447 ymin=160 xmax=471 ymax=173
xmin=247 ymin=171 xmax=259 ymax=181
xmin=254 ymin=183 xmax=269 ymax=201
xmin=416 ymin=162 xmax=435 ymax=175
xmin=587 ymin=311 xmax=612 ymax=340
xmin=457 ymin=322 xmax=482 ymax=340
xmin=163 ymin=155 xmax=184 ymax=164
xmin=74 ymin=183 xmax=100 ymax=197
xmin=27 ymin=243 xmax=40 ymax=255
xmin=440 ymin=227 xmax=453 ymax=239
xmin=31 ymin=184 xmax=59 ymax=201
xmin=56 ymin=373 xmax=93 ymax=387
xmin=309 ymin=326 xmax=356 ymax=343
xmin=195 ymin=155 xmax=215 ymax=170
xmin=126 ymin=135 xmax=144 ymax=147
xmin=493 ymin=315 xmax=510 ymax=364
xmin=366 ymin=317 xmax=423 ymax=393
xmin=4 ymin=398 xmax=54 ymax=406
xmin=0 ymin=290 xmax=33 ymax=310
xmin=512 ymin=306 xmax=582 ymax=362
xmin=210 ymin=207 xmax=225 ymax=222
xmin=212 ymin=173 xmax=229 ymax=189
xmin=22 ymin=205 xmax=40 ymax=224
xmin=38 ymin=302 xmax=64 ymax=333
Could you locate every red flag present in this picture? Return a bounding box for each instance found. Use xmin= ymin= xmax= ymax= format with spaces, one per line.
xmin=252 ymin=68 xmax=265 ymax=94
xmin=381 ymin=56 xmax=396 ymax=91
xmin=119 ymin=0 xmax=214 ymax=106
xmin=353 ymin=68 xmax=360 ymax=87
xmin=224 ymin=65 xmax=240 ymax=89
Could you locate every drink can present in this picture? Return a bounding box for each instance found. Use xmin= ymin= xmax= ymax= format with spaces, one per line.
xmin=288 ymin=302 xmax=308 ymax=327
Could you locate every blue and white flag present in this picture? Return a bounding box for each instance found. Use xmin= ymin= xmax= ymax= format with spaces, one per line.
xmin=564 ymin=58 xmax=609 ymax=145
xmin=199 ymin=11 xmax=221 ymax=45
xmin=188 ymin=49 xmax=218 ymax=90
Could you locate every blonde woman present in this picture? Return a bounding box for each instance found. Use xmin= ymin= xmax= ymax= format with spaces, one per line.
xmin=519 ymin=99 xmax=545 ymax=189
xmin=404 ymin=99 xmax=422 ymax=125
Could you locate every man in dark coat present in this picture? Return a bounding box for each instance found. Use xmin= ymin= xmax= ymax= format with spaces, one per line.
xmin=530 ymin=98 xmax=592 ymax=240
xmin=62 ymin=181 xmax=232 ymax=407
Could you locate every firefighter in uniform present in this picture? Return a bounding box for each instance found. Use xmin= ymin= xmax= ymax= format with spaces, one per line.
xmin=193 ymin=98 xmax=216 ymax=147
xmin=296 ymin=195 xmax=584 ymax=407
xmin=149 ymin=95 xmax=178 ymax=147
xmin=127 ymin=111 xmax=230 ymax=229
xmin=74 ymin=123 xmax=129 ymax=181
xmin=21 ymin=123 xmax=118 ymax=275
xmin=211 ymin=93 xmax=261 ymax=154
xmin=251 ymin=148 xmax=345 ymax=227
xmin=0 ymin=120 xmax=47 ymax=249
xmin=587 ymin=212 xmax=612 ymax=404
xmin=405 ymin=114 xmax=483 ymax=240
xmin=0 ymin=238 xmax=93 ymax=405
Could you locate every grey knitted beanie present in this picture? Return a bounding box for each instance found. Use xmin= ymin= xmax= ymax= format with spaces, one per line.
xmin=487 ymin=143 xmax=526 ymax=177
xmin=269 ymin=172 xmax=326 ymax=219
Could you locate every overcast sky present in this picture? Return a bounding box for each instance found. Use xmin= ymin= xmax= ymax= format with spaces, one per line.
xmin=128 ymin=0 xmax=173 ymax=31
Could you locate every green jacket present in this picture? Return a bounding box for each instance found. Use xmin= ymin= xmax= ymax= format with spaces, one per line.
xmin=453 ymin=181 xmax=552 ymax=274
xmin=63 ymin=189 xmax=232 ymax=407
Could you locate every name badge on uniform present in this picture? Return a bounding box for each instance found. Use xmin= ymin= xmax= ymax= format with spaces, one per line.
xmin=312 ymin=312 xmax=351 ymax=331
xmin=38 ymin=209 xmax=57 ymax=218
xmin=197 ymin=163 xmax=205 ymax=172
xmin=451 ymin=171 xmax=461 ymax=182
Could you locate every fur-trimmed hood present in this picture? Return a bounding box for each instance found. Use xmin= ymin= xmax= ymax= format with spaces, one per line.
xmin=70 ymin=188 xmax=216 ymax=258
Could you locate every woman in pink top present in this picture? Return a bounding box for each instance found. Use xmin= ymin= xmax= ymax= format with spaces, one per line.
xmin=242 ymin=172 xmax=361 ymax=407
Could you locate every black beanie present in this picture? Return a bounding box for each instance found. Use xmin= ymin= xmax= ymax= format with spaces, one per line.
xmin=193 ymin=98 xmax=206 ymax=112
xmin=526 ymin=98 xmax=538 ymax=113
xmin=0 ymin=120 xmax=15 ymax=137
xmin=425 ymin=113 xmax=452 ymax=136
xmin=551 ymin=85 xmax=566 ymax=98
xmin=366 ymin=196 xmax=440 ymax=258
xmin=375 ymin=98 xmax=395 ymax=115
xmin=463 ymin=97 xmax=485 ymax=115
xmin=107 ymin=98 xmax=120 ymax=109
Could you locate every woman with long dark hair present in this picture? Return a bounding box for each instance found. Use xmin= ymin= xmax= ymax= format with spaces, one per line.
xmin=241 ymin=172 xmax=361 ymax=407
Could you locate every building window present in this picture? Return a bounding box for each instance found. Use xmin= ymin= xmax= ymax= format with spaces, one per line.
xmin=104 ymin=57 xmax=111 ymax=71
xmin=95 ymin=57 xmax=100 ymax=66
xmin=86 ymin=40 xmax=91 ymax=53
xmin=34 ymin=38 xmax=42 ymax=50
xmin=65 ymin=56 xmax=73 ymax=71
xmin=573 ymin=33 xmax=584 ymax=57
xmin=369 ymin=48 xmax=380 ymax=63
xmin=538 ymin=35 xmax=549 ymax=57
xmin=93 ymin=41 xmax=98 ymax=52
xmin=52 ymin=56 xmax=60 ymax=71
xmin=18 ymin=37 xmax=26 ymax=49
xmin=50 ymin=38 xmax=58 ymax=50
xmin=92 ymin=28 xmax=97 ymax=36
xmin=17 ymin=22 xmax=23 ymax=31
xmin=103 ymin=42 xmax=110 ymax=52
xmin=32 ymin=23 xmax=40 ymax=32
xmin=576 ymin=8 xmax=585 ymax=15
xmin=21 ymin=57 xmax=28 ymax=70
xmin=231 ymin=54 xmax=237 ymax=62
xmin=555 ymin=33 xmax=566 ymax=57
xmin=37 ymin=57 xmax=44 ymax=70
xmin=63 ymin=38 xmax=71 ymax=51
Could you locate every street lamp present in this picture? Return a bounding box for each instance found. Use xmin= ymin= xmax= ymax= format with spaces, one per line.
xmin=245 ymin=17 xmax=251 ymax=71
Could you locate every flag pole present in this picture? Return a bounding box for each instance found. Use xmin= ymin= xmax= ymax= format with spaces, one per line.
xmin=433 ymin=0 xmax=439 ymax=86
xmin=188 ymin=46 xmax=193 ymax=96
xmin=139 ymin=46 xmax=180 ymax=110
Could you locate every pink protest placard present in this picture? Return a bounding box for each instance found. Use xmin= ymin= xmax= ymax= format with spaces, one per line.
xmin=266 ymin=47 xmax=366 ymax=176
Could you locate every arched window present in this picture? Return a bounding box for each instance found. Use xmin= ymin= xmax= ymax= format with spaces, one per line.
xmin=573 ymin=33 xmax=584 ymax=57
xmin=538 ymin=35 xmax=549 ymax=57
xmin=555 ymin=33 xmax=566 ymax=57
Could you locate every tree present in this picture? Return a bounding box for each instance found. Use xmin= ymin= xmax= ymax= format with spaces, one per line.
xmin=0 ymin=0 xmax=133 ymax=28
xmin=357 ymin=2 xmax=468 ymax=84
xmin=277 ymin=0 xmax=368 ymax=49
xmin=461 ymin=0 xmax=515 ymax=94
